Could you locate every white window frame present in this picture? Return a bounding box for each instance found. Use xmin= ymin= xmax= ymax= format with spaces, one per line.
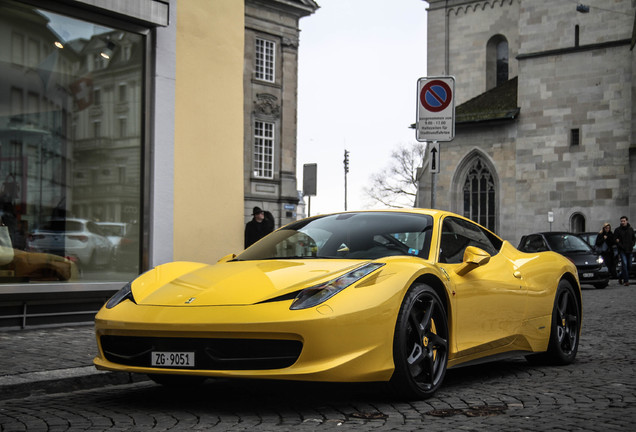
xmin=253 ymin=120 xmax=274 ymax=179
xmin=255 ymin=38 xmax=275 ymax=82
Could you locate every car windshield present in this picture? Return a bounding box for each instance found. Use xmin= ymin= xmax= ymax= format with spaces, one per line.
xmin=545 ymin=234 xmax=592 ymax=253
xmin=236 ymin=212 xmax=434 ymax=261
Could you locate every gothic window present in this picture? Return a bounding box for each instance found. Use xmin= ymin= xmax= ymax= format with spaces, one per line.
xmin=254 ymin=120 xmax=274 ymax=178
xmin=462 ymin=158 xmax=495 ymax=231
xmin=255 ymin=38 xmax=275 ymax=82
xmin=486 ymin=35 xmax=509 ymax=90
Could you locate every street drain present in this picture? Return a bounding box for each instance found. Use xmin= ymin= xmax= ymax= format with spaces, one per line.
xmin=426 ymin=405 xmax=507 ymax=417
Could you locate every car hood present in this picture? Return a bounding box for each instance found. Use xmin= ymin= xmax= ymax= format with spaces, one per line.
xmin=560 ymin=251 xmax=599 ymax=267
xmin=134 ymin=259 xmax=367 ymax=307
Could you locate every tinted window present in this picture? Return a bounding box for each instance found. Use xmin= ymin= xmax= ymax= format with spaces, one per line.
xmin=519 ymin=235 xmax=548 ymax=252
xmin=545 ymin=234 xmax=592 ymax=253
xmin=237 ymin=212 xmax=434 ymax=261
xmin=439 ymin=217 xmax=501 ymax=264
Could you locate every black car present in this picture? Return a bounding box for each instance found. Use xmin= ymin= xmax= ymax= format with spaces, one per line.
xmin=518 ymin=232 xmax=609 ymax=289
xmin=579 ymin=231 xmax=635 ymax=278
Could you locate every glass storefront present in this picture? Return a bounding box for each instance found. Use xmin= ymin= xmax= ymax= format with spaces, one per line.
xmin=0 ymin=1 xmax=144 ymax=284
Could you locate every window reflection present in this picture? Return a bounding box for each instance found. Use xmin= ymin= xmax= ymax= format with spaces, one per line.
xmin=0 ymin=2 xmax=143 ymax=283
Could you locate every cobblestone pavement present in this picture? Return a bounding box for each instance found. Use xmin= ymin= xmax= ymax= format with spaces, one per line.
xmin=0 ymin=280 xmax=635 ymax=431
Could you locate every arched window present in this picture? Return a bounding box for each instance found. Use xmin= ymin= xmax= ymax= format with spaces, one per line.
xmin=570 ymin=213 xmax=586 ymax=233
xmin=462 ymin=158 xmax=496 ymax=231
xmin=486 ymin=35 xmax=509 ymax=90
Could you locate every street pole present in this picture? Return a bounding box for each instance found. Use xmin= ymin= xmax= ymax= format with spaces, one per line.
xmin=431 ymin=140 xmax=438 ymax=209
xmin=344 ymin=149 xmax=349 ymax=211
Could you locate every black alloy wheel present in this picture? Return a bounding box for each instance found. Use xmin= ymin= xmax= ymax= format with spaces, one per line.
xmin=390 ymin=283 xmax=448 ymax=399
xmin=527 ymin=279 xmax=580 ymax=365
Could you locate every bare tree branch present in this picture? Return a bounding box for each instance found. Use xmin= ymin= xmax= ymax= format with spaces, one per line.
xmin=365 ymin=142 xmax=427 ymax=208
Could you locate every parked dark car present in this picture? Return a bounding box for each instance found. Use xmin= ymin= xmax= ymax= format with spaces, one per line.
xmin=579 ymin=231 xmax=635 ymax=278
xmin=518 ymin=232 xmax=609 ymax=289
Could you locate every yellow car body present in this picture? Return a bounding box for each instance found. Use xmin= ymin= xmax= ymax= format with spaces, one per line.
xmin=94 ymin=209 xmax=582 ymax=399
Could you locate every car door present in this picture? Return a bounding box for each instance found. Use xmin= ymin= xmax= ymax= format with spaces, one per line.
xmin=437 ymin=217 xmax=527 ymax=355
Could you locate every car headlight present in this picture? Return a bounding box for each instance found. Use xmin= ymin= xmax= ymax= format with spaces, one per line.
xmin=105 ymin=281 xmax=135 ymax=309
xmin=290 ymin=263 xmax=385 ymax=310
xmin=597 ymin=256 xmax=604 ymax=264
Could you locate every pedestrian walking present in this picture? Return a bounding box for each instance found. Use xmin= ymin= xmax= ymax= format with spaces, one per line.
xmin=595 ymin=222 xmax=617 ymax=279
xmin=614 ymin=216 xmax=635 ymax=286
xmin=244 ymin=206 xmax=274 ymax=248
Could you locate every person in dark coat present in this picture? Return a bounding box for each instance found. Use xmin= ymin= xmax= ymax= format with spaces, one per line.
xmin=244 ymin=206 xmax=274 ymax=248
xmin=614 ymin=216 xmax=636 ymax=286
xmin=595 ymin=222 xmax=616 ymax=279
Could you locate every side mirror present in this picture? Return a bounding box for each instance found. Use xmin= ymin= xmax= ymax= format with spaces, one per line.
xmin=455 ymin=246 xmax=491 ymax=276
xmin=217 ymin=253 xmax=237 ymax=263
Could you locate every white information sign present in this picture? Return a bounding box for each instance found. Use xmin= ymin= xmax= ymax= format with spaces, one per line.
xmin=416 ymin=76 xmax=456 ymax=142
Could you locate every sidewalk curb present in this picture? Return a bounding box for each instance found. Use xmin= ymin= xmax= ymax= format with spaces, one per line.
xmin=0 ymin=367 xmax=149 ymax=401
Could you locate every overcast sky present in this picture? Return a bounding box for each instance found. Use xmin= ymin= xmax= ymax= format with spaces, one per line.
xmin=297 ymin=0 xmax=429 ymax=215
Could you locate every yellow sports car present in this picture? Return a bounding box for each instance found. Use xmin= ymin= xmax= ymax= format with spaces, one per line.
xmin=94 ymin=209 xmax=582 ymax=399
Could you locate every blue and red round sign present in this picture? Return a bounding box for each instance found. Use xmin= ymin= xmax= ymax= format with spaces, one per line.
xmin=420 ymin=80 xmax=452 ymax=113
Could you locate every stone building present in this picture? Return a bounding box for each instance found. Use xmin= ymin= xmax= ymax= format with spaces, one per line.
xmin=243 ymin=0 xmax=318 ymax=229
xmin=418 ymin=0 xmax=635 ymax=245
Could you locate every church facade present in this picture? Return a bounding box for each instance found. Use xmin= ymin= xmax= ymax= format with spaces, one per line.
xmin=418 ymin=0 xmax=636 ymax=245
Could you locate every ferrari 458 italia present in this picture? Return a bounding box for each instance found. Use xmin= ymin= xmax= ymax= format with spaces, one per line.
xmin=94 ymin=209 xmax=582 ymax=399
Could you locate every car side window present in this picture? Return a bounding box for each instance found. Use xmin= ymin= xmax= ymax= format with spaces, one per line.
xmin=439 ymin=217 xmax=500 ymax=264
xmin=521 ymin=235 xmax=548 ymax=252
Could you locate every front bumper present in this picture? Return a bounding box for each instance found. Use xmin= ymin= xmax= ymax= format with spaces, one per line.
xmin=94 ymin=296 xmax=400 ymax=383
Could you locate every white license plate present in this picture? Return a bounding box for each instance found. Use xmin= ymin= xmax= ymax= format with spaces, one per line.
xmin=151 ymin=351 xmax=195 ymax=367
xmin=583 ymin=273 xmax=594 ymax=278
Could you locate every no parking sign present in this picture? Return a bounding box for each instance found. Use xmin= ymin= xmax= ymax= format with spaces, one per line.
xmin=416 ymin=76 xmax=455 ymax=142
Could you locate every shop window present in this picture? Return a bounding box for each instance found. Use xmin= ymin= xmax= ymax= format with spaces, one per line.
xmin=0 ymin=2 xmax=145 ymax=284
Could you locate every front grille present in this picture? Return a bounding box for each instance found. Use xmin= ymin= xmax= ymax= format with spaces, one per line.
xmin=100 ymin=335 xmax=302 ymax=370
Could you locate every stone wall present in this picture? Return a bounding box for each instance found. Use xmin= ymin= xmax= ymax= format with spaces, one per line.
xmin=422 ymin=0 xmax=635 ymax=244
